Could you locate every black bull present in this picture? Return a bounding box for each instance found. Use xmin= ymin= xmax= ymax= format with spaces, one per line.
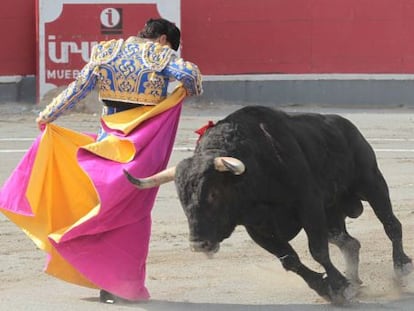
xmin=125 ymin=106 xmax=413 ymax=304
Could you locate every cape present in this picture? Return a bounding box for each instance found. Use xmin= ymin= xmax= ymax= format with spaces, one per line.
xmin=0 ymin=86 xmax=186 ymax=300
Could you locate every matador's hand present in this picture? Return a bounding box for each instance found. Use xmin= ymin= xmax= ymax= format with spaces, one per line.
xmin=36 ymin=116 xmax=47 ymax=131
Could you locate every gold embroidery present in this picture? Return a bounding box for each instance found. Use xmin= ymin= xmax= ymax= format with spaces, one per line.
xmin=98 ymin=70 xmax=112 ymax=91
xmin=141 ymin=42 xmax=173 ymax=71
xmin=96 ymin=41 xmax=170 ymax=105
xmin=91 ymin=39 xmax=124 ymax=64
xmin=143 ymin=73 xmax=165 ymax=98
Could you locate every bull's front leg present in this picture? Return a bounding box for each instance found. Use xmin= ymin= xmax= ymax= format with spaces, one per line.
xmin=245 ymin=226 xmax=332 ymax=302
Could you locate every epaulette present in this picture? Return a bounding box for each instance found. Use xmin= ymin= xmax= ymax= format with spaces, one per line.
xmin=91 ymin=39 xmax=124 ymax=65
xmin=141 ymin=42 xmax=174 ymax=72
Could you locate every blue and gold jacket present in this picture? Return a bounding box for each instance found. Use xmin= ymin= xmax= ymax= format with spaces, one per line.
xmin=38 ymin=36 xmax=203 ymax=122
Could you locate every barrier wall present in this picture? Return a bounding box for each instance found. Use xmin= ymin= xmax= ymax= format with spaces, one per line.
xmin=0 ymin=0 xmax=36 ymax=75
xmin=3 ymin=0 xmax=414 ymax=78
xmin=181 ymin=0 xmax=414 ymax=75
xmin=2 ymin=1 xmax=414 ymax=106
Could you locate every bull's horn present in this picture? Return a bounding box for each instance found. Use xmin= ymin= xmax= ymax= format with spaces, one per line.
xmin=124 ymin=167 xmax=176 ymax=189
xmin=214 ymin=157 xmax=245 ymax=175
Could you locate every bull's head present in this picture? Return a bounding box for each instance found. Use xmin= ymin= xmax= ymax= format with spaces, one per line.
xmin=124 ymin=156 xmax=245 ymax=255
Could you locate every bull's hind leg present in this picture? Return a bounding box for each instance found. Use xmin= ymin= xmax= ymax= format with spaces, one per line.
xmin=326 ymin=201 xmax=362 ymax=285
xmin=245 ymin=226 xmax=332 ymax=302
xmin=327 ymin=222 xmax=362 ymax=285
xmin=360 ymin=168 xmax=413 ymax=277
xmin=298 ymin=198 xmax=357 ymax=305
xmin=329 ymin=232 xmax=362 ymax=285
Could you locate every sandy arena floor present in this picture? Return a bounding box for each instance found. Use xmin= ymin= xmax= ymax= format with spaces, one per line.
xmin=0 ymin=102 xmax=413 ymax=310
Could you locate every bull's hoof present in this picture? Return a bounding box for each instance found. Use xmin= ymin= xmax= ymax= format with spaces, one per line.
xmin=328 ymin=282 xmax=358 ymax=305
xmin=395 ymin=261 xmax=414 ymax=279
xmin=313 ymin=275 xmax=331 ymax=302
xmin=310 ymin=275 xmax=357 ymax=304
xmin=348 ymin=275 xmax=363 ymax=287
xmin=345 ymin=271 xmax=363 ymax=286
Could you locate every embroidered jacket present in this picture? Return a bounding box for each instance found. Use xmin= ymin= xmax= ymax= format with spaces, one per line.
xmin=38 ymin=37 xmax=203 ymax=123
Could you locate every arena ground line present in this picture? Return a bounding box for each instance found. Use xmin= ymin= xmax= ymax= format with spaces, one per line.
xmin=3 ymin=147 xmax=414 ymax=153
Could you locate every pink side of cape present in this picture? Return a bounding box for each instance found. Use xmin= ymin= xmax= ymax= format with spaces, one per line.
xmin=0 ymin=137 xmax=41 ymax=216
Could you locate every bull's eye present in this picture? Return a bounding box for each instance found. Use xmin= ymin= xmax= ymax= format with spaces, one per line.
xmin=207 ymin=190 xmax=216 ymax=203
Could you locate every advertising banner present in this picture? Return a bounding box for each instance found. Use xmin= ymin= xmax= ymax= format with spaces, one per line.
xmin=36 ymin=0 xmax=180 ymax=101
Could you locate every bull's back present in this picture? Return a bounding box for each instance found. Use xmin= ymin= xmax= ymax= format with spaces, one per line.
xmin=221 ymin=106 xmax=376 ymax=186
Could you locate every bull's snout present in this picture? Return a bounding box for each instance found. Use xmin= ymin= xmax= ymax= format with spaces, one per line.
xmin=190 ymin=240 xmax=220 ymax=254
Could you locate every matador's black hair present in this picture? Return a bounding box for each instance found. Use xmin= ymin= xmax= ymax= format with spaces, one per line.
xmin=138 ymin=18 xmax=181 ymax=51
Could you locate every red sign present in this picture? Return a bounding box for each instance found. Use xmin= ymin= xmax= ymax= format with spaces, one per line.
xmin=37 ymin=0 xmax=180 ymax=101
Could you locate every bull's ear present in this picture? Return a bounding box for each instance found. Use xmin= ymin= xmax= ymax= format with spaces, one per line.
xmin=214 ymin=157 xmax=245 ymax=175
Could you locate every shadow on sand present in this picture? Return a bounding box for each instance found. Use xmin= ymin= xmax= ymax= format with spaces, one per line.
xmin=82 ymin=295 xmax=414 ymax=310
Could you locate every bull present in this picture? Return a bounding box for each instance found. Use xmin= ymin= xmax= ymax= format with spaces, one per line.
xmin=124 ymin=106 xmax=413 ymax=304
